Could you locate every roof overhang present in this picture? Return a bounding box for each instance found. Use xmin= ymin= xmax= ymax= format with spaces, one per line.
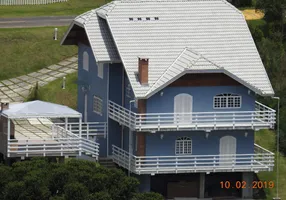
xmin=61 ymin=21 xmax=85 ymax=46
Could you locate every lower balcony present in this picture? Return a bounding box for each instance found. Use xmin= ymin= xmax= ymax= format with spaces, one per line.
xmin=7 ymin=124 xmax=99 ymax=159
xmin=108 ymin=101 xmax=276 ymax=132
xmin=112 ymin=144 xmax=274 ymax=175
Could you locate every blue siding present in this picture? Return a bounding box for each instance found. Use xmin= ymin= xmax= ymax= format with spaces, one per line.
xmin=78 ymin=43 xmax=109 ymax=156
xmin=124 ymin=73 xmax=138 ymax=112
xmin=109 ymin=63 xmax=123 ymax=104
xmin=108 ymin=63 xmax=124 ymax=155
xmin=147 ymin=86 xmax=255 ymax=113
xmin=123 ymin=127 xmax=137 ymax=154
xmin=145 ymin=130 xmax=254 ymax=156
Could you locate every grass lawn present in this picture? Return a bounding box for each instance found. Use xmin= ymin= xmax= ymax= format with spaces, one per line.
xmin=0 ymin=26 xmax=77 ymax=81
xmin=34 ymin=72 xmax=77 ymax=109
xmin=247 ymin=19 xmax=267 ymax=28
xmin=0 ymin=0 xmax=107 ymax=18
xmin=255 ymin=129 xmax=286 ymax=200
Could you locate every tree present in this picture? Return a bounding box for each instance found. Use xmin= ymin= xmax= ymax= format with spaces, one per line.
xmin=0 ymin=158 xmax=159 ymax=199
xmin=64 ymin=182 xmax=89 ymax=200
xmin=256 ymin=0 xmax=286 ymax=23
xmin=132 ymin=192 xmax=164 ymax=200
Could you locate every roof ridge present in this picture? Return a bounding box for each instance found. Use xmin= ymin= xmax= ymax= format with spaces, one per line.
xmin=147 ymin=47 xmax=202 ymax=95
xmin=84 ymin=9 xmax=98 ymax=25
xmin=147 ymin=48 xmax=189 ymax=93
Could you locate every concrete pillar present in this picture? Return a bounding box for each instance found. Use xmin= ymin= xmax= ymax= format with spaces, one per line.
xmin=58 ymin=157 xmax=65 ymax=163
xmin=139 ymin=175 xmax=151 ymax=192
xmin=199 ymin=173 xmax=205 ymax=198
xmin=242 ymin=172 xmax=253 ymax=198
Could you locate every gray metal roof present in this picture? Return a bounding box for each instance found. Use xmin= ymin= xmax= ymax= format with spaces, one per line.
xmin=1 ymin=100 xmax=81 ymax=119
xmin=64 ymin=0 xmax=274 ymax=98
xmin=73 ymin=9 xmax=120 ymax=62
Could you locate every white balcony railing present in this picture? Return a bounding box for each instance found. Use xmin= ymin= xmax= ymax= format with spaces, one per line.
xmin=112 ymin=144 xmax=274 ymax=175
xmin=55 ymin=122 xmax=107 ymax=139
xmin=7 ymin=125 xmax=100 ymax=159
xmin=108 ymin=101 xmax=276 ymax=131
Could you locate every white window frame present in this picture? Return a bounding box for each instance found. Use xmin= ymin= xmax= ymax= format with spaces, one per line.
xmin=213 ymin=93 xmax=242 ymax=109
xmin=175 ymin=137 xmax=192 ymax=155
xmin=93 ymin=95 xmax=103 ymax=116
xmin=97 ymin=63 xmax=104 ymax=79
xmin=83 ymin=51 xmax=89 ymax=71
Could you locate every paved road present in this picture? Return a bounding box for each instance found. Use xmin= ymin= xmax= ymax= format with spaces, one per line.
xmin=0 ymin=16 xmax=75 ymax=28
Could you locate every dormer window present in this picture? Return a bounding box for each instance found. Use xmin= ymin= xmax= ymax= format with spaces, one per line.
xmin=213 ymin=93 xmax=241 ymax=109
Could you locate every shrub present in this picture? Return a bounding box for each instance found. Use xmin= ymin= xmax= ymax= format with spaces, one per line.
xmin=132 ymin=192 xmax=165 ymax=200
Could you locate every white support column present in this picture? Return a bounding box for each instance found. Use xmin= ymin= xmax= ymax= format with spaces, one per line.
xmin=79 ymin=117 xmax=82 ymax=138
xmin=65 ymin=118 xmax=68 ymax=131
xmin=79 ymin=117 xmax=82 ymax=156
xmin=242 ymin=172 xmax=253 ymax=199
xmin=7 ymin=118 xmax=10 ymax=141
xmin=199 ymin=173 xmax=205 ymax=198
xmin=7 ymin=118 xmax=10 ymax=157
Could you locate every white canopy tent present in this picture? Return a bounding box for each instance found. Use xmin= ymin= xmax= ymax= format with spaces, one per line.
xmin=1 ymin=100 xmax=81 ymax=119
xmin=1 ymin=100 xmax=82 ymax=140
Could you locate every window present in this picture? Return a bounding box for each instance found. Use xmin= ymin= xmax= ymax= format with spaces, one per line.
xmin=98 ymin=63 xmax=104 ymax=79
xmin=93 ymin=96 xmax=103 ymax=115
xmin=175 ymin=137 xmax=192 ymax=155
xmin=213 ymin=93 xmax=241 ymax=109
xmin=83 ymin=51 xmax=89 ymax=71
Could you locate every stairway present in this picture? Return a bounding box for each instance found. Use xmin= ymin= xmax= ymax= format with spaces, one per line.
xmin=98 ymin=157 xmax=117 ymax=169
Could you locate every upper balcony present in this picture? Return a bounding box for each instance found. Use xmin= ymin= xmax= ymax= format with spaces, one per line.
xmin=108 ymin=101 xmax=276 ymax=132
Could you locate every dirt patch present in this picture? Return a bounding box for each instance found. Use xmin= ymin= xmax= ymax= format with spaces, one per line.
xmin=242 ymin=9 xmax=264 ymax=20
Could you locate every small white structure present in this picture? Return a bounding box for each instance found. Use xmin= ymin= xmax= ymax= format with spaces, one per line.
xmin=0 ymin=100 xmax=103 ymax=160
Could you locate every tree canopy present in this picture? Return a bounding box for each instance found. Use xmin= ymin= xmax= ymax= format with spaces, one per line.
xmin=0 ymin=158 xmax=163 ymax=200
xmin=248 ymin=0 xmax=286 ymax=155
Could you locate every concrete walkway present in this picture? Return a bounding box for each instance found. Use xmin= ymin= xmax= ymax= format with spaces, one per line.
xmin=0 ymin=56 xmax=78 ymax=102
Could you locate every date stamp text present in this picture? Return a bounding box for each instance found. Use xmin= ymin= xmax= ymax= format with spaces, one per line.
xmin=220 ymin=181 xmax=274 ymax=189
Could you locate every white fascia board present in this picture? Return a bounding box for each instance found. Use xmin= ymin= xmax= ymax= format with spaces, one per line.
xmin=60 ymin=21 xmax=85 ymax=46
xmin=60 ymin=21 xmax=76 ymax=45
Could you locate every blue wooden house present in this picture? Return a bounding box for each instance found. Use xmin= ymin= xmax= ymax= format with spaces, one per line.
xmin=61 ymin=0 xmax=276 ymax=199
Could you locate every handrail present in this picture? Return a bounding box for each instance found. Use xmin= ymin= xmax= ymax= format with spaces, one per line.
xmin=112 ymin=145 xmax=274 ymax=174
xmin=255 ymin=101 xmax=276 ymax=112
xmin=108 ymin=100 xmax=276 ymax=131
xmin=254 ymin=143 xmax=274 ymax=154
xmin=55 ymin=122 xmax=107 ymax=138
xmin=52 ymin=125 xmax=99 ymax=157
